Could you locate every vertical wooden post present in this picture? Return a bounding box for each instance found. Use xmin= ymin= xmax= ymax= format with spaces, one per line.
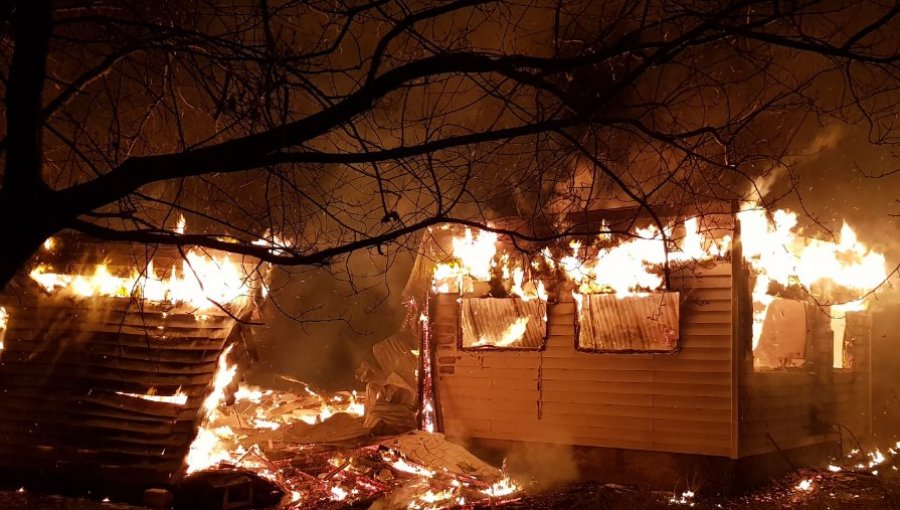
xmin=730 ymin=201 xmax=745 ymax=459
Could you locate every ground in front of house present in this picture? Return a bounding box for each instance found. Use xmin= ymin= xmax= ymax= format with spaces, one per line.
xmin=1 ymin=466 xmax=899 ymax=509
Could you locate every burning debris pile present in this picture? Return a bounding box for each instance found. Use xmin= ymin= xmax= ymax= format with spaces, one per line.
xmin=185 ymin=377 xmax=367 ymax=476
xmin=177 ymin=317 xmax=521 ymax=510
xmin=182 ymin=363 xmax=522 ymax=509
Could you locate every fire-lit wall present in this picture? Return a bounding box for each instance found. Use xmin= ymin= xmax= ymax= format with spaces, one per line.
xmin=432 ymin=261 xmax=738 ymax=458
xmin=737 ymin=306 xmax=871 ymax=458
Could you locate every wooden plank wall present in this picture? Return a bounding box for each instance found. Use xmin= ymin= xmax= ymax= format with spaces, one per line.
xmin=737 ymin=305 xmax=871 ymax=457
xmin=0 ymin=236 xmax=259 ymax=486
xmin=432 ymin=261 xmax=736 ymax=458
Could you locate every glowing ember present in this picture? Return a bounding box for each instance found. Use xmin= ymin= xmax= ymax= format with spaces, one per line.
xmin=795 ymin=479 xmax=813 ymax=491
xmin=827 ymin=464 xmax=842 ymax=472
xmin=481 ymin=474 xmax=520 ymax=497
xmin=868 ymin=449 xmax=886 ymax=468
xmin=116 ymin=388 xmax=188 ymax=406
xmin=381 ymin=450 xmax=436 ymax=478
xmin=669 ymin=490 xmax=695 ymax=506
xmin=30 ymin=249 xmax=253 ymax=311
xmin=330 ymin=486 xmax=349 ymax=501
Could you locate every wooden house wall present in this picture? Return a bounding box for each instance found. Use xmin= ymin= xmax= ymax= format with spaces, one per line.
xmin=832 ymin=312 xmax=871 ymax=443
xmin=0 ymin=236 xmax=260 ymax=486
xmin=737 ymin=304 xmax=872 ymax=457
xmin=432 ymin=261 xmax=737 ymax=458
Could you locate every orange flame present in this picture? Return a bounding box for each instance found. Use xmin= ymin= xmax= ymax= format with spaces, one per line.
xmin=116 ymin=387 xmax=188 ymax=406
xmin=30 ymin=249 xmax=253 ymax=311
xmin=561 ymin=217 xmax=727 ymax=297
xmin=738 ymin=203 xmax=886 ymax=350
xmin=186 ymin=344 xmax=237 ymax=473
xmin=432 ymin=228 xmax=548 ymax=301
xmin=0 ymin=307 xmax=8 ymax=352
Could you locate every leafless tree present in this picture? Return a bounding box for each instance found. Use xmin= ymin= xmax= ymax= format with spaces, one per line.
xmin=1 ymin=0 xmax=899 ymax=292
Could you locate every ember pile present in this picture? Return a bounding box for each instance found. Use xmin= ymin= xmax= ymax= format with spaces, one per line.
xmin=184 ymin=377 xmax=522 ymax=509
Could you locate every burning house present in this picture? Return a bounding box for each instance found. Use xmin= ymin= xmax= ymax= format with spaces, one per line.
xmin=0 ymin=231 xmax=268 ymax=494
xmin=0 ymin=227 xmax=525 ymax=509
xmin=420 ymin=203 xmax=886 ymax=490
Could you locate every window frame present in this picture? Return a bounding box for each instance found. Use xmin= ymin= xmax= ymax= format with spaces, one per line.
xmin=573 ymin=291 xmax=682 ymax=354
xmin=456 ymin=295 xmax=549 ymax=352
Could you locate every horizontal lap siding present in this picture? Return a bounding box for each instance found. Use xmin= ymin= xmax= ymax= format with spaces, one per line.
xmin=0 ymin=237 xmax=259 ymax=486
xmin=739 ymin=372 xmax=831 ymax=456
xmin=433 ymin=261 xmax=734 ymax=458
xmin=737 ymin=309 xmax=871 ymax=457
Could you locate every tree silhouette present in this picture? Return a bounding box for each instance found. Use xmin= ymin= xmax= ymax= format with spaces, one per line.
xmin=1 ymin=0 xmax=898 ymax=290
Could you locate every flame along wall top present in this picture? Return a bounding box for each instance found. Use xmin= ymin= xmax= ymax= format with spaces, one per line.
xmin=28 ymin=233 xmax=264 ymax=312
xmin=428 ymin=213 xmax=731 ymax=349
xmin=0 ymin=233 xmax=266 ymax=489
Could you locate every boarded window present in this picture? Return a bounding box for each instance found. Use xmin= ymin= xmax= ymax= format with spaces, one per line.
xmin=576 ymin=292 xmax=680 ymax=352
xmin=459 ymin=298 xmax=546 ymax=350
xmin=754 ymin=298 xmax=808 ymax=369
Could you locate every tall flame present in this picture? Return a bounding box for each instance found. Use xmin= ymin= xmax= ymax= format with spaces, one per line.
xmin=738 ymin=203 xmax=886 ymax=351
xmin=175 ymin=214 xmax=187 ymax=235
xmin=432 ymin=228 xmax=499 ymax=294
xmin=431 ymin=227 xmax=548 ymax=349
xmin=431 ymin=228 xmax=548 ymax=301
xmin=561 ymin=217 xmax=727 ymax=303
xmin=186 ymin=344 xmax=237 ymax=473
